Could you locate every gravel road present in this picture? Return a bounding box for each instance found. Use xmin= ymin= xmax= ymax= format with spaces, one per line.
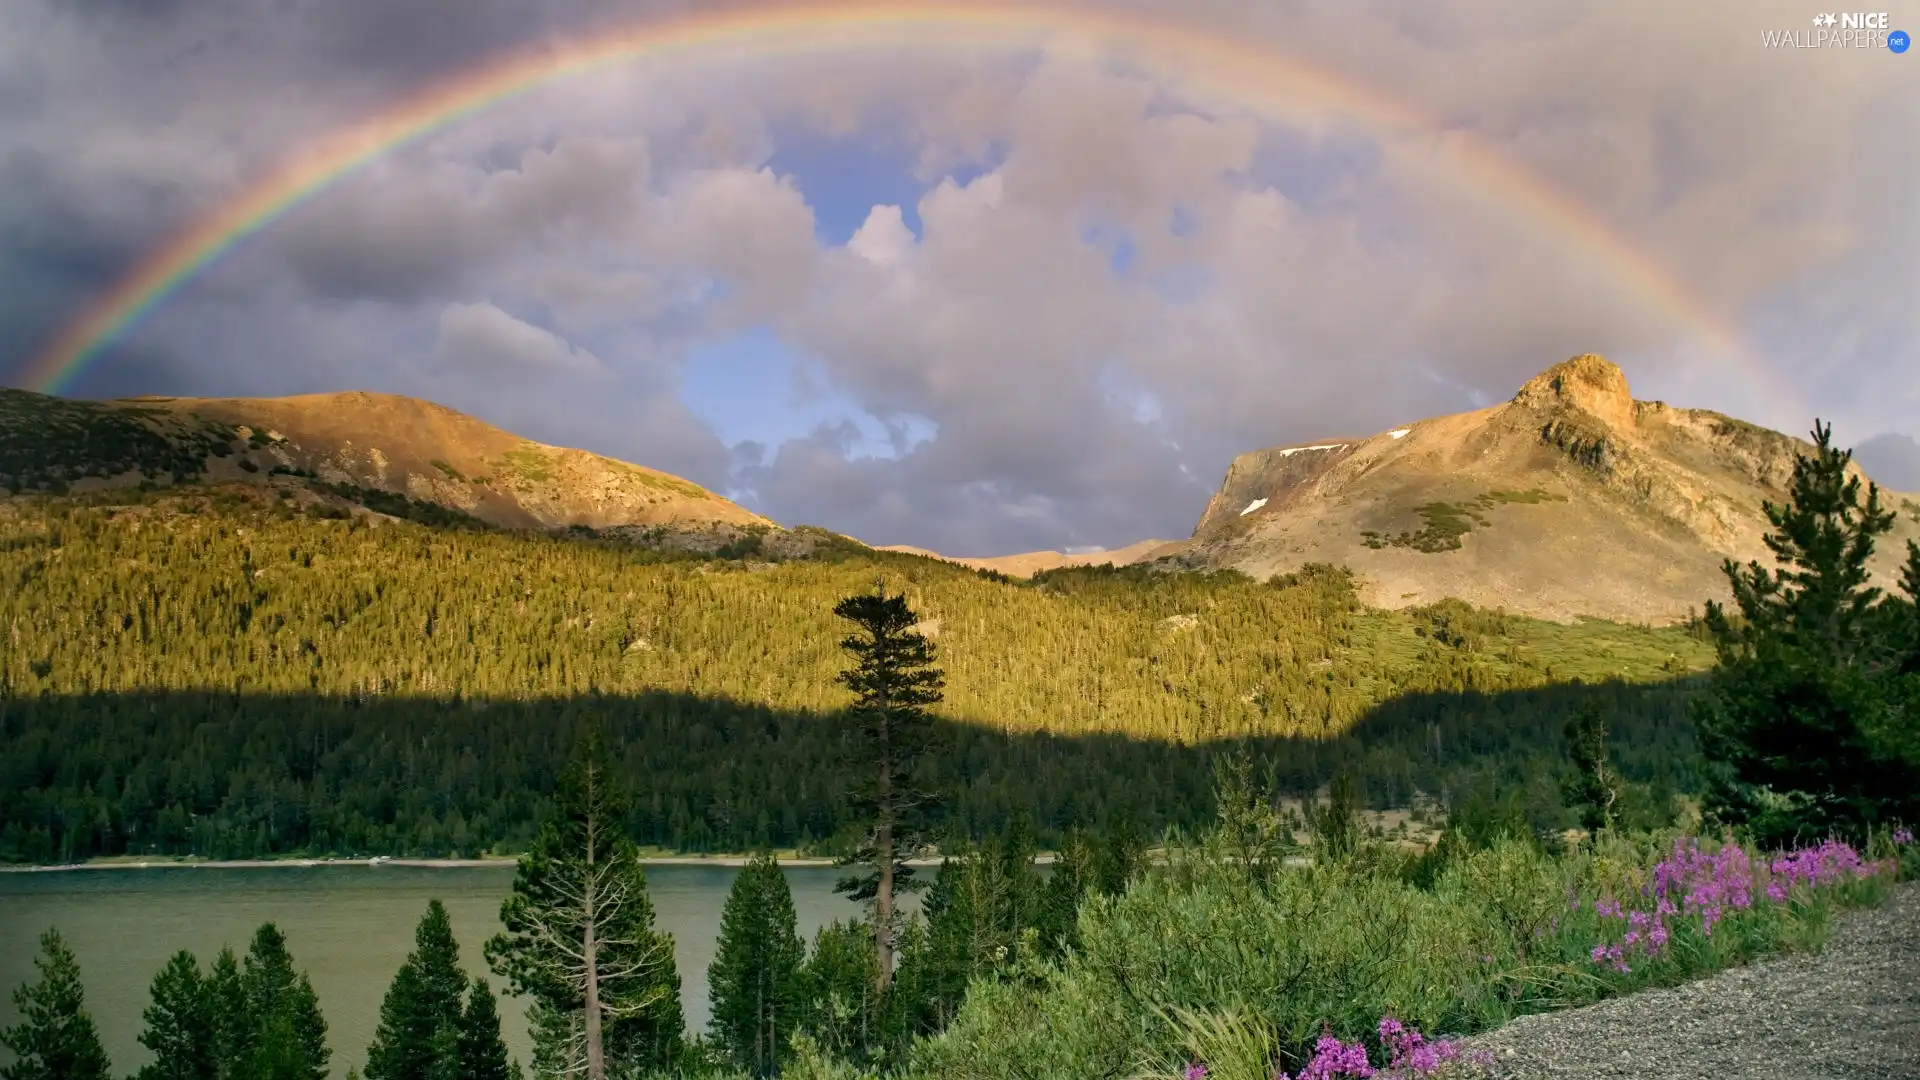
xmin=1461 ymin=881 xmax=1920 ymax=1080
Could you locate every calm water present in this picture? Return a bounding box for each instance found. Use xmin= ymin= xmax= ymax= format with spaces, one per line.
xmin=0 ymin=864 xmax=881 ymax=1077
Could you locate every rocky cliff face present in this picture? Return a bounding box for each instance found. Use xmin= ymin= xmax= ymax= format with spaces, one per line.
xmin=1191 ymin=439 xmax=1361 ymax=541
xmin=1162 ymin=355 xmax=1920 ymax=623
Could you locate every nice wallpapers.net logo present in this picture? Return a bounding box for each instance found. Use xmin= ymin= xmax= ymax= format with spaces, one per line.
xmin=1761 ymin=11 xmax=1910 ymax=49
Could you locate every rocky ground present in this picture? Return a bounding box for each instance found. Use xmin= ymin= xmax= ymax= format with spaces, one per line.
xmin=1462 ymin=881 xmax=1920 ymax=1079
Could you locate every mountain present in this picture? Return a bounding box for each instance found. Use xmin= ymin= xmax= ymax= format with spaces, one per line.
xmin=1159 ymin=354 xmax=1920 ymax=623
xmin=0 ymin=387 xmax=767 ymax=537
xmin=873 ymin=537 xmax=1181 ymax=578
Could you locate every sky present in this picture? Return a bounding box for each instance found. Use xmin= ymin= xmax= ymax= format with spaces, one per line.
xmin=2 ymin=0 xmax=1916 ymax=555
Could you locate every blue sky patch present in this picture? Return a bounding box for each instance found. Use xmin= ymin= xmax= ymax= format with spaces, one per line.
xmin=681 ymin=326 xmax=939 ymax=463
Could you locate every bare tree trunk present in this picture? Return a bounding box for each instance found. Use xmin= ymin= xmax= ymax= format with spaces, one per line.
xmin=584 ymin=775 xmax=605 ymax=1080
xmin=875 ymin=762 xmax=894 ymax=998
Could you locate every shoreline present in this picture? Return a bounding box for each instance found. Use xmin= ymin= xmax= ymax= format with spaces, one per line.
xmin=0 ymin=854 xmax=970 ymax=874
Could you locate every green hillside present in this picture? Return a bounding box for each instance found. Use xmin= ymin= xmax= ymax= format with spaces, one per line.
xmin=0 ymin=485 xmax=1713 ymax=862
xmin=0 ymin=486 xmax=1708 ymax=734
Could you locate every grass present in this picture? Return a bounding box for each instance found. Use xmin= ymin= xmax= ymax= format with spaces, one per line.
xmin=428 ymin=459 xmax=465 ymax=481
xmin=1362 ymin=490 xmax=1569 ymax=553
xmin=615 ymin=459 xmax=717 ymax=499
xmin=492 ymin=447 xmax=554 ymax=485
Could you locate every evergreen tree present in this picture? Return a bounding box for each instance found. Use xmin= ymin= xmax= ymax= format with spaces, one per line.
xmin=240 ymin=923 xmax=331 ymax=1080
xmin=1213 ymin=753 xmax=1288 ymax=880
xmin=137 ymin=950 xmax=217 ymax=1080
xmin=1561 ymin=701 xmax=1622 ymax=835
xmin=796 ymin=920 xmax=877 ymax=1061
xmin=1034 ymin=829 xmax=1097 ymax=959
xmin=485 ymin=729 xmax=682 ymax=1080
xmin=454 ymin=979 xmax=513 ymax=1080
xmin=366 ymin=900 xmax=470 ymax=1080
xmin=1309 ymin=771 xmax=1362 ymax=862
xmin=1695 ymin=421 xmax=1920 ymax=844
xmin=1093 ymin=811 xmax=1146 ymax=897
xmin=996 ymin=813 xmax=1043 ymax=962
xmin=0 ymin=929 xmax=111 ymax=1080
xmin=831 ymin=583 xmax=946 ymax=1000
xmin=707 ymin=851 xmax=805 ymax=1075
xmin=204 ymin=947 xmax=251 ymax=1080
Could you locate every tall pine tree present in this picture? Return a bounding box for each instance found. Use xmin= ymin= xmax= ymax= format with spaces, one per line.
xmin=137 ymin=950 xmax=217 ymax=1080
xmin=0 ymin=929 xmax=111 ymax=1080
xmin=485 ymin=729 xmax=682 ymax=1080
xmin=204 ymin=948 xmax=250 ymax=1080
xmin=239 ymin=924 xmax=330 ymax=1080
xmin=831 ymin=583 xmax=945 ymax=1000
xmin=454 ymin=980 xmax=513 ymax=1080
xmin=1562 ymin=701 xmax=1623 ymax=836
xmin=1696 ymin=421 xmax=1920 ymax=844
xmin=365 ymin=900 xmax=471 ymax=1080
xmin=707 ymin=850 xmax=806 ymax=1076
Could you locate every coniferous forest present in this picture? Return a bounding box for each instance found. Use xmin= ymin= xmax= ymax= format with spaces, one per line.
xmin=0 ymin=485 xmax=1712 ymax=863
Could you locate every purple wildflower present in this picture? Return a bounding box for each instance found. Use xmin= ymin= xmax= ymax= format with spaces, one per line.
xmin=1894 ymin=827 xmax=1914 ymax=846
xmin=1584 ymin=834 xmax=1896 ymax=974
xmin=1185 ymin=1064 xmax=1208 ymax=1080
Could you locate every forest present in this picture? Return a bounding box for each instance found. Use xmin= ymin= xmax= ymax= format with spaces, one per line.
xmin=0 ymin=485 xmax=1711 ymax=863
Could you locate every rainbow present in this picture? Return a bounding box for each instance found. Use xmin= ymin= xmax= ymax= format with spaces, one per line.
xmin=17 ymin=0 xmax=1779 ymax=404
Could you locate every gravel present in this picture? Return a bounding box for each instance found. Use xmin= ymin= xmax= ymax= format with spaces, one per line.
xmin=1459 ymin=881 xmax=1920 ymax=1080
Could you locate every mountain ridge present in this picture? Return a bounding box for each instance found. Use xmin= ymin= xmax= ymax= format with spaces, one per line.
xmin=6 ymin=357 xmax=1916 ymax=623
xmin=0 ymin=386 xmax=767 ymax=537
xmin=1157 ymin=354 xmax=1920 ymax=623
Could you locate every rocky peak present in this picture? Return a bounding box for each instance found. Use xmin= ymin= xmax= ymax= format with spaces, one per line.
xmin=1511 ymin=354 xmax=1636 ymax=430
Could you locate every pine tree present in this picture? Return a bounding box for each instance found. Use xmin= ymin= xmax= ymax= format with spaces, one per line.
xmin=831 ymin=583 xmax=945 ymax=999
xmin=240 ymin=923 xmax=331 ymax=1080
xmin=204 ymin=947 xmax=251 ymax=1080
xmin=796 ymin=920 xmax=877 ymax=1061
xmin=707 ymin=851 xmax=805 ymax=1075
xmin=454 ymin=979 xmax=513 ymax=1080
xmin=1561 ymin=701 xmax=1622 ymax=836
xmin=1034 ymin=829 xmax=1096 ymax=959
xmin=1696 ymin=421 xmax=1920 ymax=844
xmin=485 ymin=729 xmax=683 ymax=1080
xmin=1310 ymin=771 xmax=1362 ymax=861
xmin=1093 ymin=811 xmax=1146 ymax=897
xmin=0 ymin=929 xmax=111 ymax=1080
xmin=137 ymin=950 xmax=217 ymax=1080
xmin=366 ymin=900 xmax=470 ymax=1080
xmin=996 ymin=813 xmax=1043 ymax=962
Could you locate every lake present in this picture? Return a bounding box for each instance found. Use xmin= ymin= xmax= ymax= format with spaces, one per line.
xmin=0 ymin=863 xmax=890 ymax=1076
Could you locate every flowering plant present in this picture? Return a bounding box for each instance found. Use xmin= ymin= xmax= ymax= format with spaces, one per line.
xmin=1583 ymin=833 xmax=1903 ymax=974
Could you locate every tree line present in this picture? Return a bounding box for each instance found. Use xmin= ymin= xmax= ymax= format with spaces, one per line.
xmin=0 ymin=483 xmax=1711 ymax=864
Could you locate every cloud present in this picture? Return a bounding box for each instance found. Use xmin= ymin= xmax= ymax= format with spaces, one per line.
xmin=434 ymin=302 xmax=606 ymax=376
xmin=1855 ymin=434 xmax=1920 ymax=495
xmin=2 ymin=0 xmax=1912 ymax=554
